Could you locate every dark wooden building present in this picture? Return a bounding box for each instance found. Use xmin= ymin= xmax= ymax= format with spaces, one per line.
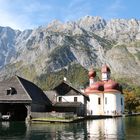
xmin=0 ymin=76 xmax=51 ymax=121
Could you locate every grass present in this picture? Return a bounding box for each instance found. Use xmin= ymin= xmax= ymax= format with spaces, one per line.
xmin=31 ymin=116 xmax=80 ymax=123
xmin=32 ymin=117 xmax=73 ymax=121
xmin=31 ymin=115 xmax=85 ymax=124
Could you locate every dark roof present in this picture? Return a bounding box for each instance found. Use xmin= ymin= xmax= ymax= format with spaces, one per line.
xmin=0 ymin=76 xmax=31 ymax=103
xmin=53 ymin=102 xmax=82 ymax=107
xmin=53 ymin=81 xmax=89 ymax=101
xmin=0 ymin=76 xmax=52 ymax=105
xmin=17 ymin=76 xmax=52 ymax=105
xmin=44 ymin=91 xmax=57 ymax=104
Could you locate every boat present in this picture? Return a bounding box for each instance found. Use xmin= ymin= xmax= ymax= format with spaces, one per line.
xmin=1 ymin=113 xmax=11 ymax=121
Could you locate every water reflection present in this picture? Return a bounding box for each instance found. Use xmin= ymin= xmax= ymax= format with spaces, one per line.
xmin=25 ymin=118 xmax=125 ymax=140
xmin=0 ymin=117 xmax=140 ymax=140
xmin=25 ymin=122 xmax=87 ymax=140
xmin=0 ymin=121 xmax=26 ymax=139
xmin=87 ymin=118 xmax=125 ymax=139
xmin=124 ymin=117 xmax=140 ymax=140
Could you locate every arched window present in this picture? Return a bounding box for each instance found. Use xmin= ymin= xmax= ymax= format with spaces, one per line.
xmin=98 ymin=97 xmax=101 ymax=105
xmin=105 ymin=97 xmax=107 ymax=104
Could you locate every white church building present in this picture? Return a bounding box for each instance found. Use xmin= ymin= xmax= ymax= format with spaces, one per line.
xmin=84 ymin=65 xmax=124 ymax=117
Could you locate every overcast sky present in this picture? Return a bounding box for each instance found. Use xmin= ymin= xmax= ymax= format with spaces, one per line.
xmin=0 ymin=0 xmax=139 ymax=30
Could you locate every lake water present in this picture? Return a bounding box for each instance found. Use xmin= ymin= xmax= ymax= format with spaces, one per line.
xmin=0 ymin=116 xmax=140 ymax=140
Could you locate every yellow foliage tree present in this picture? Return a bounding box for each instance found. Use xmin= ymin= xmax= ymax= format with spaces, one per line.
xmin=124 ymin=90 xmax=140 ymax=113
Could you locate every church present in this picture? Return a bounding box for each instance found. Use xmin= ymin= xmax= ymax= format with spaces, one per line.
xmin=84 ymin=65 xmax=124 ymax=116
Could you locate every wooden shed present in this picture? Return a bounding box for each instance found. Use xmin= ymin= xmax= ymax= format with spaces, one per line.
xmin=0 ymin=76 xmax=51 ymax=121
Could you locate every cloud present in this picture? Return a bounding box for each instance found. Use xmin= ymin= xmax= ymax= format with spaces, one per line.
xmin=0 ymin=8 xmax=37 ymax=30
xmin=0 ymin=0 xmax=126 ymax=30
xmin=0 ymin=0 xmax=53 ymax=30
xmin=0 ymin=1 xmax=32 ymax=30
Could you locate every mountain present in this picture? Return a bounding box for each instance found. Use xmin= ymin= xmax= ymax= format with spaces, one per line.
xmin=0 ymin=16 xmax=140 ymax=89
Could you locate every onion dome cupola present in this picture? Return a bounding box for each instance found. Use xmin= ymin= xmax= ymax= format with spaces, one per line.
xmin=85 ymin=68 xmax=104 ymax=94
xmin=88 ymin=69 xmax=96 ymax=78
xmin=88 ymin=68 xmax=96 ymax=86
xmin=101 ymin=64 xmax=111 ymax=81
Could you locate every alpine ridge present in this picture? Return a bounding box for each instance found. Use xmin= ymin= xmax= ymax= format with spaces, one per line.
xmin=0 ymin=16 xmax=140 ymax=87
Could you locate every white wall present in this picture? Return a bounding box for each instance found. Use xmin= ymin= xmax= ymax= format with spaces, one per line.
xmin=56 ymin=95 xmax=87 ymax=116
xmin=104 ymin=93 xmax=117 ymax=115
xmin=87 ymin=92 xmax=124 ymax=116
xmin=104 ymin=92 xmax=124 ymax=115
xmin=56 ymin=92 xmax=124 ymax=116
xmin=87 ymin=93 xmax=104 ymax=115
xmin=57 ymin=95 xmax=85 ymax=104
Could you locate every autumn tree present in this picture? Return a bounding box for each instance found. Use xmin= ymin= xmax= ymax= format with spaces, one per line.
xmin=124 ymin=90 xmax=140 ymax=113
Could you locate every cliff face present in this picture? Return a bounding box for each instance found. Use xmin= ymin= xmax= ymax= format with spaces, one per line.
xmin=0 ymin=16 xmax=140 ymax=85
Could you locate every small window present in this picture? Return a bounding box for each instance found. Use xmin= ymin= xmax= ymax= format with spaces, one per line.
xmin=98 ymin=97 xmax=101 ymax=105
xmin=7 ymin=89 xmax=11 ymax=95
xmin=58 ymin=97 xmax=62 ymax=102
xmin=121 ymin=98 xmax=123 ymax=105
xmin=74 ymin=97 xmax=77 ymax=102
xmin=6 ymin=87 xmax=17 ymax=95
xmin=105 ymin=97 xmax=107 ymax=104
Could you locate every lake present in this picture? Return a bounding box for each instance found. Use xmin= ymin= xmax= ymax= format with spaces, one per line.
xmin=0 ymin=116 xmax=140 ymax=140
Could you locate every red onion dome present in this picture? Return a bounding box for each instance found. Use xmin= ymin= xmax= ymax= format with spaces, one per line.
xmin=101 ymin=64 xmax=110 ymax=73
xmin=84 ymin=81 xmax=104 ymax=94
xmin=88 ymin=69 xmax=96 ymax=78
xmin=90 ymin=81 xmax=104 ymax=91
xmin=104 ymin=79 xmax=119 ymax=91
xmin=84 ymin=87 xmax=102 ymax=94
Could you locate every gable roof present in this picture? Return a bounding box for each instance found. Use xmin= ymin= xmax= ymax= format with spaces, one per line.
xmin=53 ymin=81 xmax=89 ymax=101
xmin=0 ymin=76 xmax=52 ymax=105
xmin=0 ymin=76 xmax=32 ymax=103
xmin=17 ymin=76 xmax=52 ymax=105
xmin=44 ymin=90 xmax=57 ymax=104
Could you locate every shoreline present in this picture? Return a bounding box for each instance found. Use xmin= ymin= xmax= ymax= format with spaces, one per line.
xmin=31 ymin=113 xmax=140 ymax=123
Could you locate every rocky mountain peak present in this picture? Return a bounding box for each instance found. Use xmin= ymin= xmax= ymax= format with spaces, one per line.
xmin=0 ymin=26 xmax=18 ymax=67
xmin=0 ymin=16 xmax=140 ymax=85
xmin=77 ymin=16 xmax=106 ymax=32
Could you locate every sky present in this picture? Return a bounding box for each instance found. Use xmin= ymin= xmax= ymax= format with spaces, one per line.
xmin=0 ymin=0 xmax=139 ymax=30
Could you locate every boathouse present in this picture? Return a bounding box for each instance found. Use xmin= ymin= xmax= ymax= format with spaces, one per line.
xmin=0 ymin=76 xmax=52 ymax=121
